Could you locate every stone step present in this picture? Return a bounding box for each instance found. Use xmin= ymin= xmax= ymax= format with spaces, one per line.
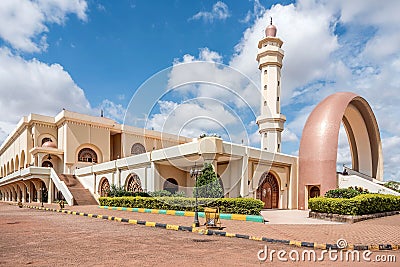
xmin=57 ymin=174 xmax=97 ymax=205
xmin=58 ymin=174 xmax=84 ymax=188
xmin=69 ymin=188 xmax=98 ymax=205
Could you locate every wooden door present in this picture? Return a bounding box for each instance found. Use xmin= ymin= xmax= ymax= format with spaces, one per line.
xmin=257 ymin=172 xmax=279 ymax=209
xmin=262 ymin=183 xmax=272 ymax=209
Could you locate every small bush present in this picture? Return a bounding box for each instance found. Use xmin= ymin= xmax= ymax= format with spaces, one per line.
xmin=348 ymin=186 xmax=369 ymax=194
xmin=172 ymin=191 xmax=186 ymax=197
xmin=324 ymin=188 xmax=361 ymax=199
xmin=309 ymin=194 xmax=400 ymax=215
xmin=384 ymin=181 xmax=400 ymax=193
xmin=98 ymin=196 xmax=264 ymax=215
xmin=148 ymin=190 xmax=186 ymax=197
xmin=149 ymin=190 xmax=172 ymax=197
xmin=107 ymin=185 xmax=150 ymax=197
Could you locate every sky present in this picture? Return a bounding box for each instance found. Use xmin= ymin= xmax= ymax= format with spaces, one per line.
xmin=0 ymin=0 xmax=399 ymax=181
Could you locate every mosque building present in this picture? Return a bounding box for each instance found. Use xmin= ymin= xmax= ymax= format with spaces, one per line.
xmin=0 ymin=21 xmax=395 ymax=210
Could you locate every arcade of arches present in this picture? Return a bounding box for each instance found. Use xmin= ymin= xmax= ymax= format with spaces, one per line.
xmin=0 ymin=180 xmax=49 ymax=203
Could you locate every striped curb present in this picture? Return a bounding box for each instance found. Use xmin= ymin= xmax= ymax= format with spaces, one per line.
xmin=20 ymin=204 xmax=399 ymax=251
xmin=99 ymin=205 xmax=264 ymax=223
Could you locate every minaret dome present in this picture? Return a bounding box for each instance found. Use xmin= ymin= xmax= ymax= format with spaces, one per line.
xmin=265 ymin=17 xmax=277 ymax=37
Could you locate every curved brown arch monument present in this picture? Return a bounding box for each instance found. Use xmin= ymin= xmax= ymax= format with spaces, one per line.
xmin=298 ymin=92 xmax=383 ymax=209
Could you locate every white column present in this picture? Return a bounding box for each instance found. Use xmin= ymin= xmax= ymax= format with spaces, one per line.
xmin=21 ymin=185 xmax=26 ymax=203
xmin=240 ymin=154 xmax=249 ymax=197
xmin=151 ymin=162 xmax=159 ymax=191
xmin=47 ymin=180 xmax=54 ymax=204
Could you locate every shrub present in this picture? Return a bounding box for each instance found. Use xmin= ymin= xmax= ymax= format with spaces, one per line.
xmin=348 ymin=186 xmax=369 ymax=194
xmin=324 ymin=188 xmax=361 ymax=199
xmin=98 ymin=196 xmax=264 ymax=215
xmin=107 ymin=185 xmax=150 ymax=197
xmin=383 ymin=181 xmax=400 ymax=193
xmin=172 ymin=191 xmax=186 ymax=197
xmin=194 ymin=163 xmax=223 ymax=198
xmin=309 ymin=194 xmax=400 ymax=215
xmin=148 ymin=190 xmax=186 ymax=197
xmin=149 ymin=190 xmax=172 ymax=197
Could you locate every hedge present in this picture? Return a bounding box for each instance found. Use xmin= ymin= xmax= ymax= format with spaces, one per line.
xmin=98 ymin=196 xmax=264 ymax=215
xmin=308 ymin=194 xmax=400 ymax=215
xmin=324 ymin=188 xmax=361 ymax=198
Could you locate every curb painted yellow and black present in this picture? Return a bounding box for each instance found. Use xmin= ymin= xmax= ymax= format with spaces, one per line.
xmin=22 ymin=205 xmax=399 ymax=251
xmin=98 ymin=205 xmax=264 ymax=223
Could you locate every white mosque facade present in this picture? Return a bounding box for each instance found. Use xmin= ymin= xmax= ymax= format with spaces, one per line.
xmin=0 ymin=22 xmax=395 ymax=210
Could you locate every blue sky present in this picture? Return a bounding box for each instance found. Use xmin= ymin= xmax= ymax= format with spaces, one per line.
xmin=0 ymin=0 xmax=400 ymax=181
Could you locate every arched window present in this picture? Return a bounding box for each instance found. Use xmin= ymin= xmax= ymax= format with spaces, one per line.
xmin=125 ymin=174 xmax=143 ymax=192
xmin=163 ymin=178 xmax=178 ymax=194
xmin=78 ymin=148 xmax=98 ymax=163
xmin=41 ymin=137 xmax=52 ymax=146
xmin=42 ymin=161 xmax=53 ymax=168
xmin=131 ymin=143 xmax=146 ymax=155
xmin=15 ymin=155 xmax=19 ymax=170
xmin=10 ymin=159 xmax=14 ymax=173
xmin=99 ymin=178 xmax=110 ymax=197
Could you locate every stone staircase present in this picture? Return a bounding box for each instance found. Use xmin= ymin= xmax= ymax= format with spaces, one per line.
xmin=58 ymin=174 xmax=98 ymax=205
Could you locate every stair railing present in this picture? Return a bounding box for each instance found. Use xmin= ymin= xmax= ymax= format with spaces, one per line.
xmin=49 ymin=168 xmax=74 ymax=206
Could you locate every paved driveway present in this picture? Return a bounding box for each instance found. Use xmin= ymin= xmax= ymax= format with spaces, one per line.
xmin=0 ymin=203 xmax=398 ymax=266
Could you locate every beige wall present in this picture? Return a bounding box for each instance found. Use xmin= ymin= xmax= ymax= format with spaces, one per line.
xmin=0 ymin=126 xmax=30 ymax=176
xmin=64 ymin=121 xmax=110 ymax=164
xmin=156 ymin=164 xmax=188 ymax=189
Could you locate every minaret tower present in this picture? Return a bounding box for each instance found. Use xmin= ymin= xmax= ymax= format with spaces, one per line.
xmin=256 ymin=18 xmax=286 ymax=153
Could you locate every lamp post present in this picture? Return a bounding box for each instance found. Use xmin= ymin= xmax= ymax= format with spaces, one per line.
xmin=40 ymin=186 xmax=44 ymax=207
xmin=190 ymin=163 xmax=202 ymax=227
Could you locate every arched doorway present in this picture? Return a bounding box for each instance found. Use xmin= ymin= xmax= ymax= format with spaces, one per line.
xmin=40 ymin=181 xmax=48 ymax=203
xmin=42 ymin=161 xmax=53 ymax=168
xmin=257 ymin=172 xmax=279 ymax=209
xmin=309 ymin=186 xmax=320 ymax=198
xmin=163 ymin=178 xmax=178 ymax=194
xmin=99 ymin=178 xmax=110 ymax=197
xmin=125 ymin=174 xmax=143 ymax=193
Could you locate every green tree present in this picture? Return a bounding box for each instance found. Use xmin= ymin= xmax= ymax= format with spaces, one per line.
xmin=194 ymin=163 xmax=223 ymax=198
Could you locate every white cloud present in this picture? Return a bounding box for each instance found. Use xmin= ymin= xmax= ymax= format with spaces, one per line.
xmin=0 ymin=0 xmax=88 ymax=52
xmin=240 ymin=0 xmax=266 ymax=24
xmin=98 ymin=99 xmax=126 ymax=123
xmin=146 ymin=100 xmax=240 ymax=140
xmin=0 ymin=0 xmax=126 ymax=145
xmin=190 ymin=1 xmax=230 ymax=23
xmin=282 ymin=128 xmax=299 ymax=143
xmin=0 ymin=47 xmax=91 ymax=125
xmin=382 ymin=136 xmax=400 ymax=181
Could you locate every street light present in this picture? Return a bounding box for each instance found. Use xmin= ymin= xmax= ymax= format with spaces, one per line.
xmin=190 ymin=163 xmax=202 ymax=228
xmin=40 ymin=186 xmax=43 ymax=208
